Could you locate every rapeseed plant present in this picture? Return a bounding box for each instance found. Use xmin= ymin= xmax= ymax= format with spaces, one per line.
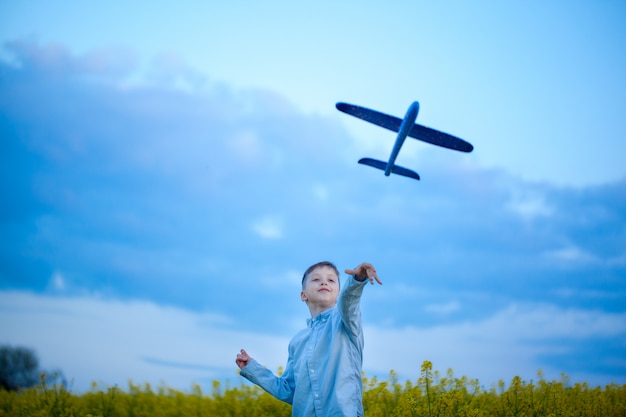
xmin=1 ymin=365 xmax=625 ymax=416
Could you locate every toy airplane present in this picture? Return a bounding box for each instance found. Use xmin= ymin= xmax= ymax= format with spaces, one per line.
xmin=336 ymin=101 xmax=474 ymax=180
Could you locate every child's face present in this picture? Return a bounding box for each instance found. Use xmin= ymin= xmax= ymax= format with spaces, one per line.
xmin=300 ymin=265 xmax=340 ymax=309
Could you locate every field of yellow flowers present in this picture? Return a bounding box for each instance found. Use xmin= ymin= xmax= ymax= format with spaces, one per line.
xmin=1 ymin=361 xmax=624 ymax=416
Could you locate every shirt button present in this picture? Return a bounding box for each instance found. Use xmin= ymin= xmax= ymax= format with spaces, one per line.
xmin=314 ymin=393 xmax=319 ymax=398
xmin=310 ymin=369 xmax=315 ymax=374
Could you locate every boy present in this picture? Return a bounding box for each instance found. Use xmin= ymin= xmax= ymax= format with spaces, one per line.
xmin=236 ymin=261 xmax=382 ymax=417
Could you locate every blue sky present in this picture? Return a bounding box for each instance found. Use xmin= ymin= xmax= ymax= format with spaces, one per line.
xmin=1 ymin=1 xmax=625 ymax=393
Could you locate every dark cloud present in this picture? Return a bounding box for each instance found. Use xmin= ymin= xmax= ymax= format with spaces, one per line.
xmin=1 ymin=38 xmax=624 ymax=346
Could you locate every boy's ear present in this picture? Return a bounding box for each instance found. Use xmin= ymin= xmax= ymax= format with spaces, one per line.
xmin=300 ymin=291 xmax=308 ymax=302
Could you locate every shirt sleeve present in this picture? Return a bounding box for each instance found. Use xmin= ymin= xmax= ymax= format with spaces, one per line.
xmin=338 ymin=275 xmax=367 ymax=341
xmin=239 ymin=357 xmax=296 ymax=404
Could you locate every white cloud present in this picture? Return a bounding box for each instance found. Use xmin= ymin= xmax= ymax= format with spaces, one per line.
xmin=506 ymin=188 xmax=554 ymax=221
xmin=0 ymin=291 xmax=288 ymax=392
xmin=312 ymin=184 xmax=329 ymax=201
xmin=363 ymin=303 xmax=626 ymax=386
xmin=424 ymin=300 xmax=461 ymax=315
xmin=251 ymin=216 xmax=284 ymax=239
xmin=230 ymin=130 xmax=263 ymax=164
xmin=49 ymin=272 xmax=66 ymax=291
xmin=2 ymin=291 xmax=623 ymax=393
xmin=543 ymin=245 xmax=598 ymax=265
xmin=554 ymin=287 xmax=625 ymax=300
xmin=543 ymin=246 xmax=626 ymax=269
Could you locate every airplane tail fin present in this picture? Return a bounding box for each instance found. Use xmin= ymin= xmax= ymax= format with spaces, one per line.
xmin=358 ymin=158 xmax=420 ymax=180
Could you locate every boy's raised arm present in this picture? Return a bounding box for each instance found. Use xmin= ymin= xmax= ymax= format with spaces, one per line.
xmin=344 ymin=262 xmax=382 ymax=285
xmin=338 ymin=262 xmax=382 ymax=341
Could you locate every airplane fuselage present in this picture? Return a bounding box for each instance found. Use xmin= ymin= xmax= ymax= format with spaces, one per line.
xmin=384 ymin=101 xmax=419 ymax=176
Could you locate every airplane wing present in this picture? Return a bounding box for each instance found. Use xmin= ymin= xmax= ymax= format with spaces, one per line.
xmin=336 ymin=102 xmax=402 ymax=131
xmin=336 ymin=102 xmax=473 ymax=153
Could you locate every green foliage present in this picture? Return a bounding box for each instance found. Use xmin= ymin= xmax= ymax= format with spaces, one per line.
xmin=1 ymin=362 xmax=625 ymax=416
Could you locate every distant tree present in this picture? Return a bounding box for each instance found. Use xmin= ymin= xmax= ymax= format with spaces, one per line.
xmin=0 ymin=345 xmax=40 ymax=390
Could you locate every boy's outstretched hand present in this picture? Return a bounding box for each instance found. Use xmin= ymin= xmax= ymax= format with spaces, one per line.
xmin=236 ymin=349 xmax=251 ymax=369
xmin=345 ymin=262 xmax=382 ymax=285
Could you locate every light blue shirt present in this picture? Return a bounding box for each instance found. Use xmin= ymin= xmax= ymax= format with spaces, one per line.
xmin=240 ymin=276 xmax=367 ymax=417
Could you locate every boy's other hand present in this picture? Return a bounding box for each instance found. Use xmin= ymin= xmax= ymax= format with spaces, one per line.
xmin=236 ymin=349 xmax=251 ymax=369
xmin=345 ymin=262 xmax=382 ymax=285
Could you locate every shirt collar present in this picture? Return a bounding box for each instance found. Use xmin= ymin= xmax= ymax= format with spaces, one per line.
xmin=306 ymin=307 xmax=334 ymax=328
